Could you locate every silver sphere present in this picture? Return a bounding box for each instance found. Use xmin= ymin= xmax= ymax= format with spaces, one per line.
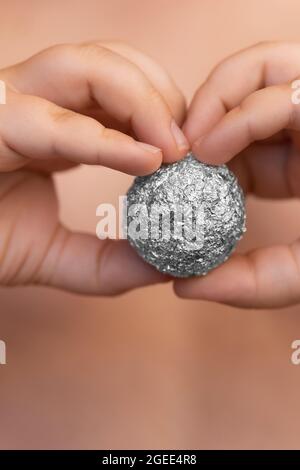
xmin=126 ymin=153 xmax=246 ymax=278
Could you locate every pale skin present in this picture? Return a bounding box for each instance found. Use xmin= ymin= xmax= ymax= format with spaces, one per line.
xmin=0 ymin=41 xmax=188 ymax=295
xmin=174 ymin=41 xmax=300 ymax=309
xmin=3 ymin=41 xmax=300 ymax=309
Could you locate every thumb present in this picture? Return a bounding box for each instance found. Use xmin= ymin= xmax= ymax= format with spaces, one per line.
xmin=174 ymin=242 xmax=300 ymax=309
xmin=34 ymin=229 xmax=169 ymax=295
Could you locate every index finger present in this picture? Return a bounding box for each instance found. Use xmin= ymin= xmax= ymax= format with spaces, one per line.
xmin=184 ymin=41 xmax=300 ymax=144
xmin=2 ymin=43 xmax=188 ymax=163
xmin=192 ymin=83 xmax=299 ymax=164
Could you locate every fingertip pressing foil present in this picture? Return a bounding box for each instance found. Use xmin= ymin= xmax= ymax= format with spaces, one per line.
xmin=126 ymin=153 xmax=246 ymax=278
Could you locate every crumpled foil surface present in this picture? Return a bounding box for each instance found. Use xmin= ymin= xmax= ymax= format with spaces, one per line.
xmin=126 ymin=153 xmax=246 ymax=277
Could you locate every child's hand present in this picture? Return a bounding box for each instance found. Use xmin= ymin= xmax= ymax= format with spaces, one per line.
xmin=175 ymin=42 xmax=300 ymax=308
xmin=0 ymin=42 xmax=187 ymax=295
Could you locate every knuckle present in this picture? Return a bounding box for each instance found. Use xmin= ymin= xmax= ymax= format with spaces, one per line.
xmin=42 ymin=43 xmax=79 ymax=64
xmin=208 ymin=58 xmax=235 ymax=85
xmin=208 ymin=41 xmax=278 ymax=84
xmin=77 ymin=43 xmax=113 ymax=62
xmin=34 ymin=225 xmax=70 ymax=287
xmin=32 ymin=44 xmax=80 ymax=77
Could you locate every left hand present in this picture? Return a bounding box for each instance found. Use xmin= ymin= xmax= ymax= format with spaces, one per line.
xmin=174 ymin=41 xmax=300 ymax=308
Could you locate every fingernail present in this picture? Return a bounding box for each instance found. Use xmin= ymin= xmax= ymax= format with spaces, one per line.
xmin=171 ymin=119 xmax=189 ymax=151
xmin=136 ymin=141 xmax=162 ymax=154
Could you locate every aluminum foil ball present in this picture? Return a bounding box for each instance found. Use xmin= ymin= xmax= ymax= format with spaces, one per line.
xmin=126 ymin=153 xmax=246 ymax=278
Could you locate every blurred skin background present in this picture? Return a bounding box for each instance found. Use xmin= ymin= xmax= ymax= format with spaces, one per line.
xmin=1 ymin=0 xmax=300 ymax=450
